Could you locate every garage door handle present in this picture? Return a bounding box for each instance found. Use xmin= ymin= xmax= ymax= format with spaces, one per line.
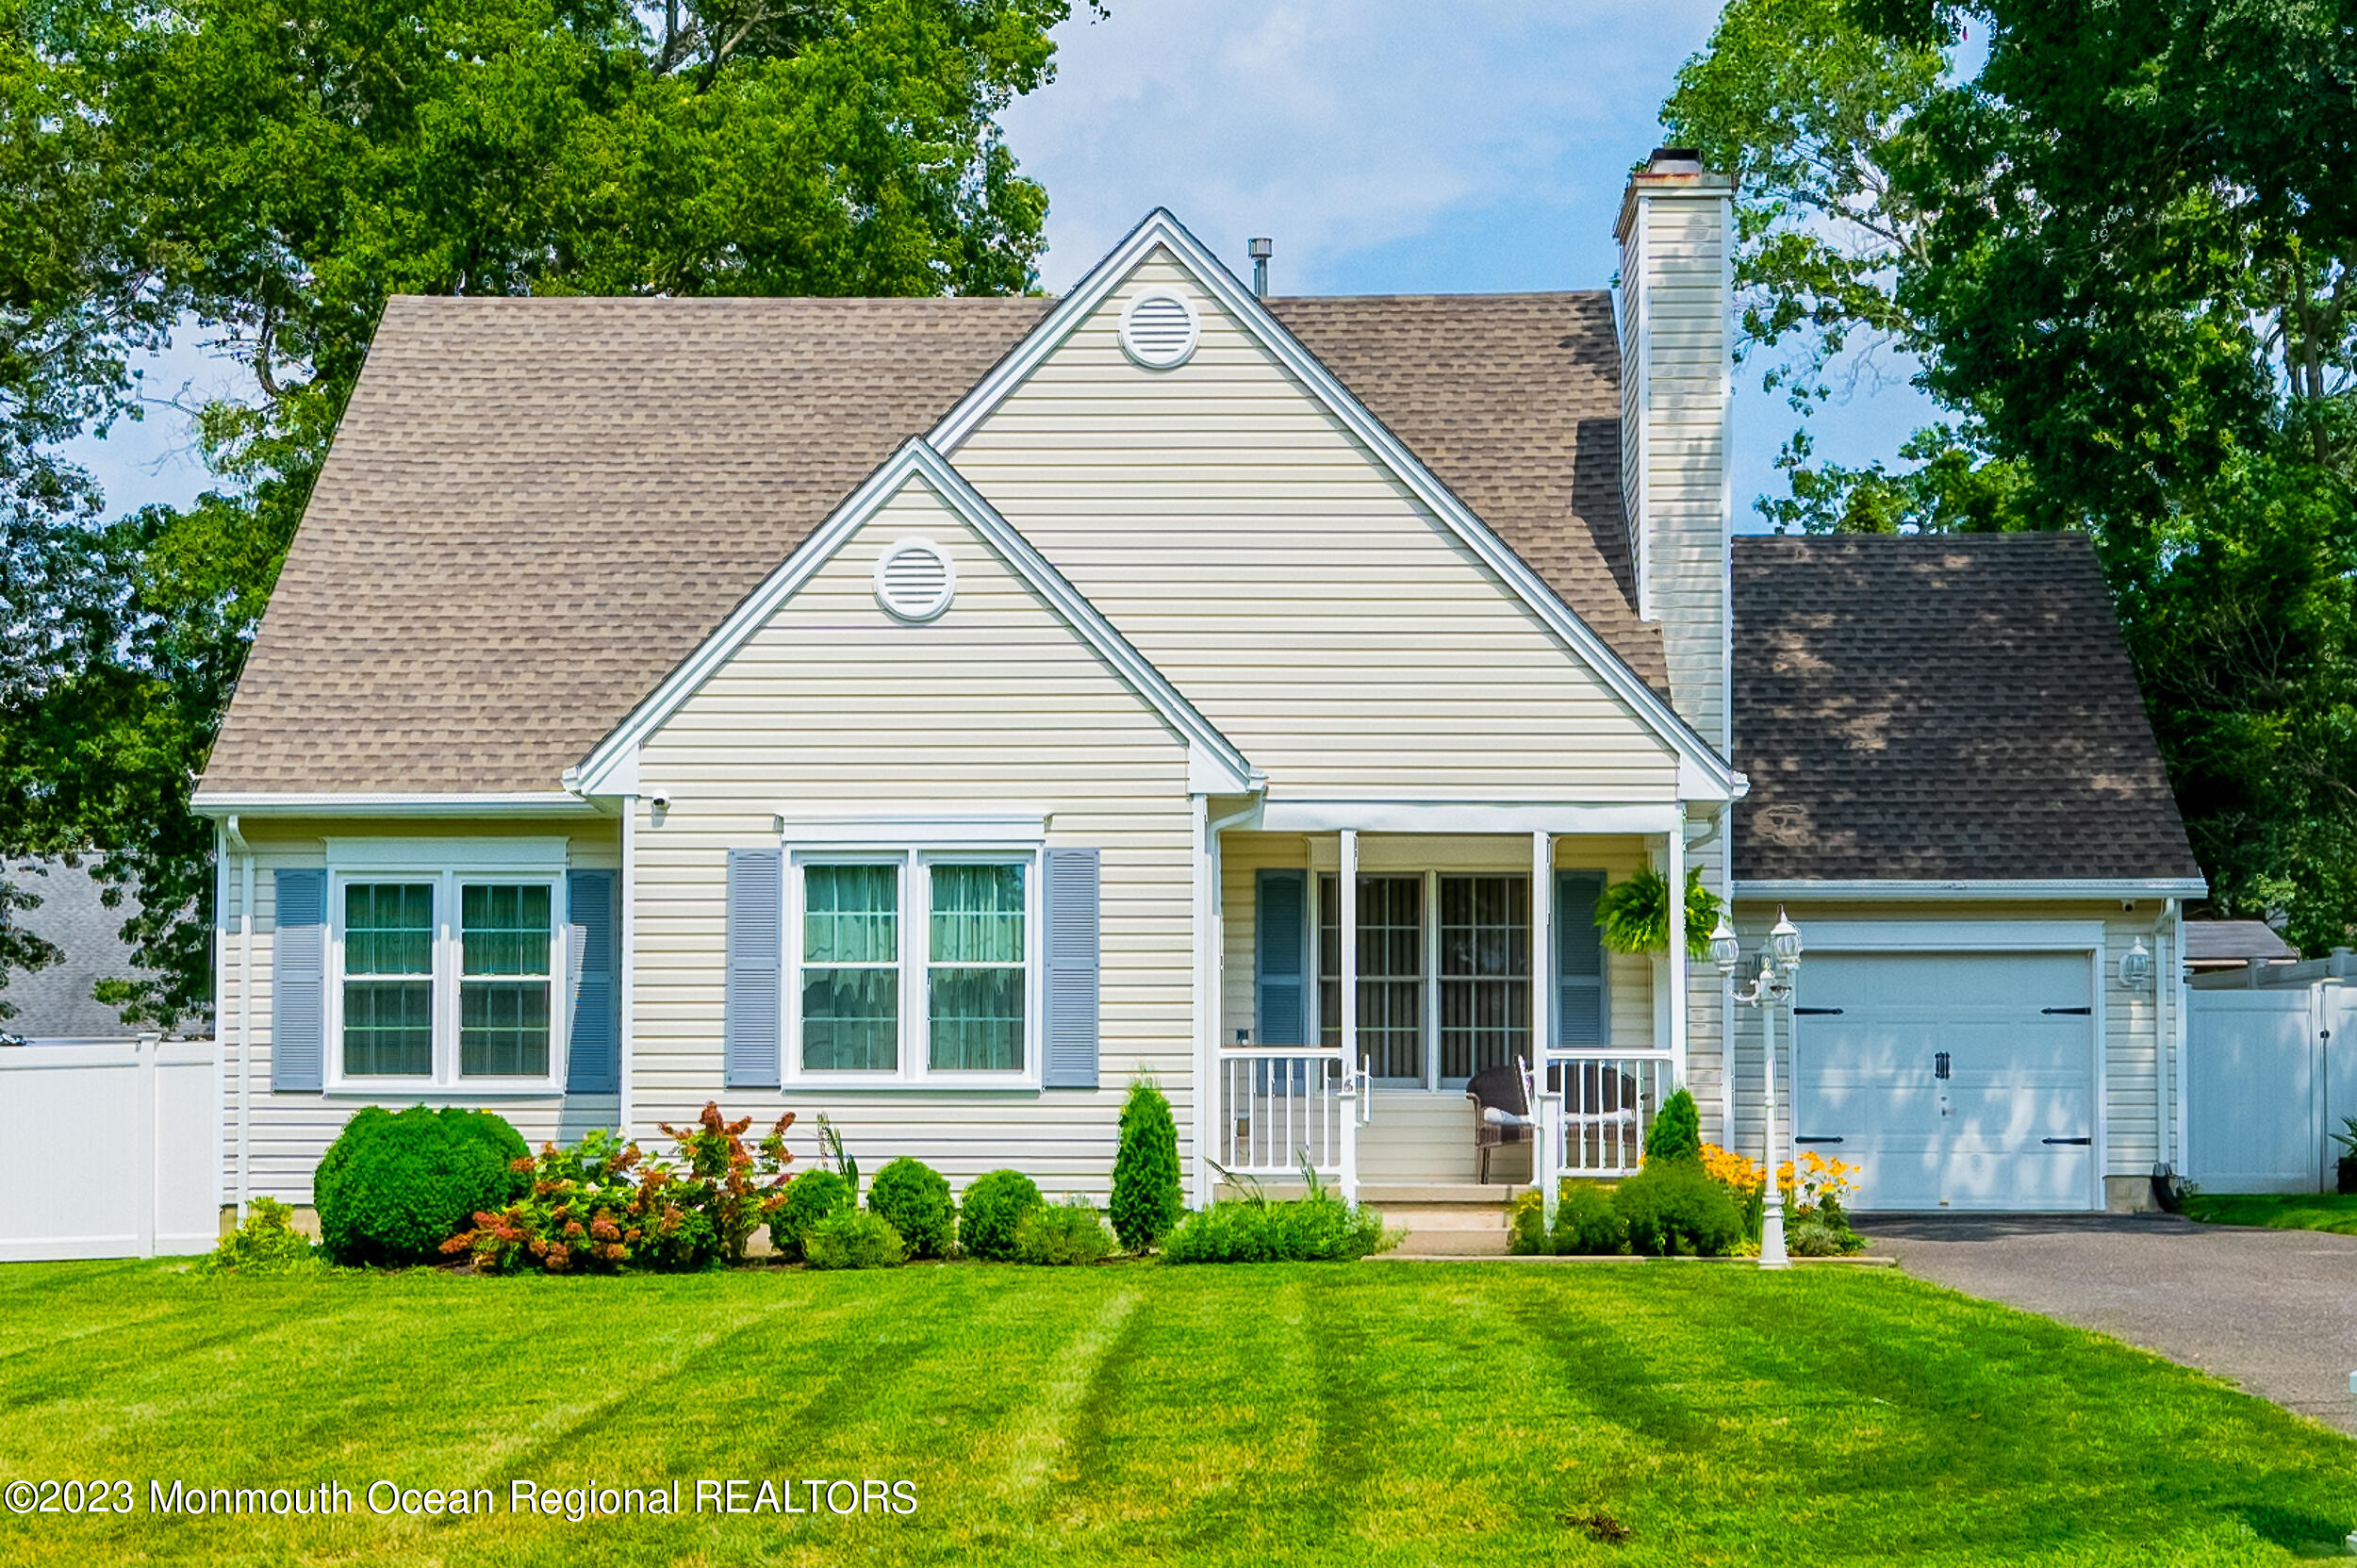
xmin=1794 ymin=1135 xmax=1844 ymax=1145
xmin=2041 ymin=1007 xmax=2091 ymax=1015
xmin=2041 ymin=1136 xmax=2091 ymax=1146
xmin=1794 ymin=1007 xmax=1843 ymax=1015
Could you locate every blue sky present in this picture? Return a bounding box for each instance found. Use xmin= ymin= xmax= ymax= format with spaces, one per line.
xmin=59 ymin=1 xmax=1936 ymax=529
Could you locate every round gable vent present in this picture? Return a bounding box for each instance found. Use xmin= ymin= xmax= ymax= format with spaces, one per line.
xmin=873 ymin=537 xmax=956 ymax=622
xmin=1118 ymin=289 xmax=1200 ymax=369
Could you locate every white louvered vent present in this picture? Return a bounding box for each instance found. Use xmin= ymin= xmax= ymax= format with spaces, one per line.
xmin=872 ymin=537 xmax=956 ymax=622
xmin=1118 ymin=289 xmax=1200 ymax=369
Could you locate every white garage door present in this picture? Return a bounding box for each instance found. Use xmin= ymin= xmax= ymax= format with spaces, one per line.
xmin=1792 ymin=952 xmax=2097 ymax=1212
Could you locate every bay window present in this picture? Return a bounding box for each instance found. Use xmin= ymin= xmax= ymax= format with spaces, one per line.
xmin=790 ymin=851 xmax=1035 ymax=1083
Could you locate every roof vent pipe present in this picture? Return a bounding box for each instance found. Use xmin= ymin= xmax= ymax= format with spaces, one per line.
xmin=1248 ymin=237 xmax=1273 ymax=298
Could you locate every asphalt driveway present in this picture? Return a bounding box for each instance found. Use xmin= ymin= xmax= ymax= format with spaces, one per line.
xmin=1862 ymin=1212 xmax=2357 ymax=1432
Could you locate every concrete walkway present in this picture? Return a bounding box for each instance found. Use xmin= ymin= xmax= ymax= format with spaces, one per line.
xmin=1863 ymin=1213 xmax=2357 ymax=1432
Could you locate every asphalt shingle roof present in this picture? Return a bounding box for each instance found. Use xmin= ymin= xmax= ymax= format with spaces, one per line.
xmin=201 ymin=289 xmax=1655 ymax=794
xmin=1731 ymin=533 xmax=2201 ymax=883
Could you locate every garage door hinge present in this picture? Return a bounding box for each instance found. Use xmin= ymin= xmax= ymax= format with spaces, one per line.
xmin=1793 ymin=1006 xmax=1843 ymax=1015
xmin=2040 ymin=1007 xmax=2091 ymax=1015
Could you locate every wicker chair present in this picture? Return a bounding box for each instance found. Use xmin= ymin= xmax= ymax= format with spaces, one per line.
xmin=1466 ymin=1061 xmax=1535 ymax=1184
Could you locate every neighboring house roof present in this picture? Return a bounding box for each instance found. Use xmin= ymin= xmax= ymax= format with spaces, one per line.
xmin=1730 ymin=533 xmax=2203 ymax=883
xmin=0 ymin=860 xmax=143 ymax=1041
xmin=201 ymin=286 xmax=1652 ymax=797
xmin=2183 ymin=919 xmax=2298 ymax=967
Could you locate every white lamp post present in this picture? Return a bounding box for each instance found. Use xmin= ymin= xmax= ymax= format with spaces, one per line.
xmin=1718 ymin=907 xmax=1804 ymax=1270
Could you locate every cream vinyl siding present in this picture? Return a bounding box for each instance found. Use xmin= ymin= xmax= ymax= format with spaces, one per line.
xmin=949 ymin=252 xmax=1682 ymax=802
xmin=1722 ymin=900 xmax=2169 ymax=1179
xmin=1619 ymin=186 xmax=1733 ymax=753
xmin=213 ymin=817 xmax=620 ymax=1207
xmin=631 ymin=479 xmax=1196 ymax=1195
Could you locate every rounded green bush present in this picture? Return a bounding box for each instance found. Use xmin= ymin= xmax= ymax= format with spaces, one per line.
xmin=1614 ymin=1159 xmax=1741 ymax=1258
xmin=1014 ymin=1199 xmax=1113 ymax=1265
xmin=802 ymin=1209 xmax=905 ymax=1270
xmin=768 ymin=1168 xmax=853 ymax=1262
xmin=313 ymin=1106 xmax=528 ymax=1267
xmin=1551 ymin=1180 xmax=1628 ymax=1255
xmin=866 ymin=1157 xmax=955 ymax=1260
xmin=1111 ymin=1078 xmax=1183 ymax=1254
xmin=958 ymin=1169 xmax=1045 ymax=1261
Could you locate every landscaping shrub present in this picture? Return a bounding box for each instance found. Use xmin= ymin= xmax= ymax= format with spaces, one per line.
xmin=1614 ymin=1158 xmax=1742 ymax=1257
xmin=1014 ymin=1198 xmax=1115 ymax=1265
xmin=1643 ymin=1088 xmax=1703 ymax=1165
xmin=1507 ymin=1182 xmax=1626 ymax=1256
xmin=868 ymin=1157 xmax=956 ymax=1260
xmin=198 ymin=1197 xmax=321 ymax=1278
xmin=802 ymin=1209 xmax=905 ymax=1270
xmin=1111 ymin=1078 xmax=1183 ymax=1254
xmin=769 ymin=1168 xmax=854 ymax=1262
xmin=958 ymin=1169 xmax=1045 ymax=1261
xmin=315 ymin=1105 xmax=529 ymax=1266
xmin=1553 ymin=1180 xmax=1627 ymax=1255
xmin=441 ymin=1108 xmax=797 ymax=1274
xmin=1787 ymin=1215 xmax=1866 ymax=1257
xmin=1162 ymin=1195 xmax=1389 ymax=1263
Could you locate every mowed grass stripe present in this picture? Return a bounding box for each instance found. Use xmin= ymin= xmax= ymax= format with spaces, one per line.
xmin=0 ymin=1260 xmax=2352 ymax=1567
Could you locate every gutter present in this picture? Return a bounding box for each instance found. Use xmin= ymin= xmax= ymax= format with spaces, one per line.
xmin=1734 ymin=878 xmax=2211 ymax=903
xmin=190 ymin=791 xmax=603 ymax=819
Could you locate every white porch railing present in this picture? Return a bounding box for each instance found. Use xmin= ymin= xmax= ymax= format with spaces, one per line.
xmin=1543 ymin=1051 xmax=1677 ymax=1179
xmin=1214 ymin=1049 xmax=1367 ymax=1199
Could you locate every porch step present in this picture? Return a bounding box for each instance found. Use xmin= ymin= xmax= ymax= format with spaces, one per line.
xmin=1368 ymin=1185 xmax=1526 ymax=1257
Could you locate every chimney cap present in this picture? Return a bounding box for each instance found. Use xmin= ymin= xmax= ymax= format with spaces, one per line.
xmin=1651 ymin=146 xmax=1702 ymax=163
xmin=1246 ymin=237 xmax=1273 ymax=259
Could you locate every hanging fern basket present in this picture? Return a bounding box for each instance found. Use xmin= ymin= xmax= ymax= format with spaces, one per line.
xmin=1594 ymin=867 xmax=1722 ymax=959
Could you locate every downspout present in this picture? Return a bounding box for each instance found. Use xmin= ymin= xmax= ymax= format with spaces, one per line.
xmin=619 ymin=796 xmax=637 ymax=1143
xmin=224 ymin=815 xmax=254 ymax=1218
xmin=2167 ymin=897 xmax=2186 ymax=1174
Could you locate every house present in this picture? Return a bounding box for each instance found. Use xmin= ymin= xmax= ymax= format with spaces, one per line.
xmin=2181 ymin=919 xmax=2299 ymax=977
xmin=190 ymin=149 xmax=2204 ymax=1230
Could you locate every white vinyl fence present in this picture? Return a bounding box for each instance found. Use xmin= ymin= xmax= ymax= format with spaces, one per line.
xmin=2185 ymin=979 xmax=2357 ymax=1194
xmin=0 ymin=1037 xmax=221 ymax=1261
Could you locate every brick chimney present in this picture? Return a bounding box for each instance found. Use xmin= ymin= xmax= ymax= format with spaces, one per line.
xmin=1615 ymin=148 xmax=1736 ymax=752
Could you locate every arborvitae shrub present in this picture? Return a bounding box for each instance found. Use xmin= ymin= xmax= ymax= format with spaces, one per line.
xmin=958 ymin=1170 xmax=1045 ymax=1261
xmin=1644 ymin=1087 xmax=1703 ymax=1165
xmin=866 ymin=1158 xmax=955 ymax=1260
xmin=802 ymin=1209 xmax=905 ymax=1270
xmin=314 ymin=1106 xmax=528 ymax=1266
xmin=1110 ymin=1078 xmax=1183 ymax=1253
xmin=768 ymin=1168 xmax=853 ymax=1262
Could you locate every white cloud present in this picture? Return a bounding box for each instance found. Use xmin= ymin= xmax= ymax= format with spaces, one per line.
xmin=1000 ymin=0 xmax=1725 ymax=292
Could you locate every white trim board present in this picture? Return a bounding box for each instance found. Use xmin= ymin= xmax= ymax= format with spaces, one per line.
xmin=568 ymin=438 xmax=1260 ymax=798
xmin=1788 ymin=920 xmax=2108 ymax=952
xmin=1737 ymin=879 xmax=2208 ymax=902
xmin=1249 ymin=800 xmax=1681 ymax=836
xmin=923 ymin=207 xmax=1743 ymax=805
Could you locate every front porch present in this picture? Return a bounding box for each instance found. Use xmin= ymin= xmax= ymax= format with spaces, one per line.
xmin=1204 ymin=821 xmax=1706 ymax=1202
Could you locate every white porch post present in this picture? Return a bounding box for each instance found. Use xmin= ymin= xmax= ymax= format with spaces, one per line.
xmin=1666 ymin=818 xmax=1688 ymax=1091
xmin=1338 ymin=829 xmax=1360 ymax=1194
xmin=1191 ymin=796 xmax=1215 ymax=1207
xmin=1532 ymin=831 xmax=1558 ymax=1225
xmin=1338 ymin=1067 xmax=1360 ymax=1203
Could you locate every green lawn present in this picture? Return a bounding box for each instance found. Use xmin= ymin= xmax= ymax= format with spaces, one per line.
xmin=0 ymin=1259 xmax=2350 ymax=1566
xmin=2186 ymin=1192 xmax=2357 ymax=1235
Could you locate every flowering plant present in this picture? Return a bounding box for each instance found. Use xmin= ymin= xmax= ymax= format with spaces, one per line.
xmin=1777 ymin=1149 xmax=1860 ymax=1219
xmin=442 ymin=1105 xmax=797 ymax=1274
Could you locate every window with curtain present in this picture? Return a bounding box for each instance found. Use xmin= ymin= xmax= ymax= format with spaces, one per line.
xmin=1440 ymin=874 xmax=1529 ymax=1081
xmin=801 ymin=864 xmax=901 ymax=1071
xmin=1317 ymin=873 xmax=1425 ymax=1081
xmin=928 ymin=862 xmax=1026 ymax=1072
xmin=342 ymin=883 xmax=434 ymax=1077
xmin=460 ymin=883 xmax=552 ymax=1077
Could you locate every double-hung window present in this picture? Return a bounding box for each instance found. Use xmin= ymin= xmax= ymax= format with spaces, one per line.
xmin=329 ymin=860 xmax=564 ymax=1091
xmin=791 ymin=851 xmax=1035 ymax=1084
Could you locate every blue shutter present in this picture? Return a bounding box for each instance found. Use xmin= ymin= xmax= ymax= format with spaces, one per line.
xmin=566 ymin=869 xmax=619 ymax=1094
xmin=1042 ymin=848 xmax=1101 ymax=1088
xmin=1255 ymin=868 xmax=1308 ymax=1048
xmin=722 ymin=849 xmax=783 ymax=1089
xmin=1556 ymin=871 xmax=1607 ymax=1049
xmin=272 ymin=868 xmax=326 ymax=1092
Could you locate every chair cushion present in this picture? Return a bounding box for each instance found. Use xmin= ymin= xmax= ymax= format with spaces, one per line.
xmin=1481 ymin=1105 xmax=1533 ymax=1129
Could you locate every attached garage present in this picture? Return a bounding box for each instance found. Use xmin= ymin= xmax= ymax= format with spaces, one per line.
xmin=1791 ymin=949 xmax=2101 ymax=1212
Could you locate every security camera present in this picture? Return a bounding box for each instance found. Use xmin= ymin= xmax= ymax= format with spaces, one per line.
xmin=649 ymin=792 xmax=670 ymax=813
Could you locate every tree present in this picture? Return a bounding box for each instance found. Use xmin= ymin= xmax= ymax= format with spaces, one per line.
xmin=1672 ymin=0 xmax=2357 ymax=949
xmin=1110 ymin=1078 xmax=1182 ymax=1254
xmin=0 ymin=0 xmax=1095 ymax=1026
